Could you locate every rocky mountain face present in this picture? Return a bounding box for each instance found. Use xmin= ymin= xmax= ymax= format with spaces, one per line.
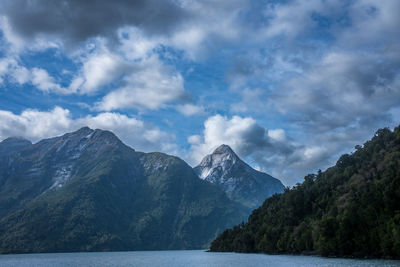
xmin=0 ymin=137 xmax=32 ymax=158
xmin=194 ymin=145 xmax=284 ymax=209
xmin=0 ymin=127 xmax=248 ymax=253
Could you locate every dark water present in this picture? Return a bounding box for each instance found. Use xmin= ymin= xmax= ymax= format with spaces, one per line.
xmin=0 ymin=250 xmax=399 ymax=267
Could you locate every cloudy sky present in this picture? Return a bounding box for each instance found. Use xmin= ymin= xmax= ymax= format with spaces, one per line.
xmin=0 ymin=0 xmax=399 ymax=185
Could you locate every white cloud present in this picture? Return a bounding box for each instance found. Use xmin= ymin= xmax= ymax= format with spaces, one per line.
xmin=176 ymin=104 xmax=205 ymax=116
xmin=0 ymin=57 xmax=30 ymax=84
xmin=73 ymin=48 xmax=126 ymax=94
xmin=117 ymin=26 xmax=160 ymax=60
xmin=170 ymin=27 xmax=207 ymax=59
xmin=31 ymin=68 xmax=69 ymax=94
xmin=303 ymin=146 xmax=326 ymax=160
xmin=60 ymin=38 xmax=188 ymax=111
xmin=11 ymin=64 xmax=30 ymax=84
xmin=0 ymin=106 xmax=177 ymax=155
xmin=187 ymin=134 xmax=201 ymax=145
xmin=96 ymin=55 xmax=185 ymax=111
xmin=0 ymin=58 xmax=70 ymax=93
xmin=262 ymin=0 xmax=320 ymax=38
xmin=268 ymin=129 xmax=286 ymax=142
xmin=0 ymin=107 xmax=73 ymax=140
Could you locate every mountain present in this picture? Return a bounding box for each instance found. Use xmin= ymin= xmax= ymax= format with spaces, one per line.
xmin=194 ymin=144 xmax=284 ymax=209
xmin=0 ymin=137 xmax=32 ymax=158
xmin=0 ymin=127 xmax=248 ymax=253
xmin=210 ymin=126 xmax=400 ymax=259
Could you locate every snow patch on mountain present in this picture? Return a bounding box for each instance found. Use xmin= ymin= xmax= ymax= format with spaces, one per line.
xmin=51 ymin=166 xmax=72 ymax=189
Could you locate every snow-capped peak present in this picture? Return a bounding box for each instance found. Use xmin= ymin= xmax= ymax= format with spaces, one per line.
xmin=194 ymin=144 xmax=284 ymax=209
xmin=196 ymin=144 xmax=239 ymax=180
xmin=212 ymin=144 xmax=236 ymax=155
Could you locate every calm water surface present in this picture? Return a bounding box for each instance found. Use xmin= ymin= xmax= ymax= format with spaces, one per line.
xmin=0 ymin=250 xmax=399 ymax=267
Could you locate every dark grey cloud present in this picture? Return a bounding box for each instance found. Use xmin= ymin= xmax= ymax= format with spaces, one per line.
xmin=1 ymin=0 xmax=187 ymax=45
xmin=274 ymin=50 xmax=400 ymax=133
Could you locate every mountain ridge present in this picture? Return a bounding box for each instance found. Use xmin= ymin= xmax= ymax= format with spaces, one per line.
xmin=0 ymin=127 xmax=249 ymax=253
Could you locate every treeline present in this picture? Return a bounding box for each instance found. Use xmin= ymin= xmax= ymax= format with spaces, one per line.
xmin=210 ymin=126 xmax=400 ymax=258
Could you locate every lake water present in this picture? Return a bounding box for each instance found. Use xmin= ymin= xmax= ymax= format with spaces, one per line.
xmin=0 ymin=250 xmax=399 ymax=267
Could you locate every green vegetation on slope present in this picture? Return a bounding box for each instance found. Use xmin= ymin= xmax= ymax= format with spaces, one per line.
xmin=210 ymin=126 xmax=400 ymax=258
xmin=0 ymin=128 xmax=248 ymax=253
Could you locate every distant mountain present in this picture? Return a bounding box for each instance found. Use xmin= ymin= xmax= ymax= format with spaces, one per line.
xmin=210 ymin=126 xmax=400 ymax=259
xmin=194 ymin=144 xmax=284 ymax=209
xmin=0 ymin=137 xmax=32 ymax=158
xmin=0 ymin=127 xmax=248 ymax=253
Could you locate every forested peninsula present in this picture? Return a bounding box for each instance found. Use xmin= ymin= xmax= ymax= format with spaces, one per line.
xmin=210 ymin=126 xmax=400 ymax=259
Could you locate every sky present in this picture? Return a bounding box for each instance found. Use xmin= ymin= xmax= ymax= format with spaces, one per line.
xmin=0 ymin=0 xmax=399 ymax=186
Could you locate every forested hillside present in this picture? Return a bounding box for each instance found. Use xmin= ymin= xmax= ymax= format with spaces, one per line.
xmin=210 ymin=126 xmax=400 ymax=258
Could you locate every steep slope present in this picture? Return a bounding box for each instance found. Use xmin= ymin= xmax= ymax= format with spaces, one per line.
xmin=210 ymin=126 xmax=400 ymax=258
xmin=0 ymin=127 xmax=248 ymax=253
xmin=0 ymin=127 xmax=120 ymax=218
xmin=194 ymin=145 xmax=284 ymax=208
xmin=0 ymin=137 xmax=32 ymax=158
